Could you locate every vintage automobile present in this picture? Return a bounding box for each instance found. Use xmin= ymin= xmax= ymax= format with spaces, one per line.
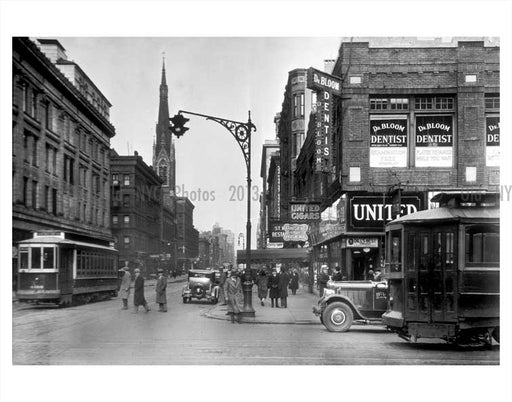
xmin=182 ymin=269 xmax=220 ymax=304
xmin=313 ymin=280 xmax=389 ymax=332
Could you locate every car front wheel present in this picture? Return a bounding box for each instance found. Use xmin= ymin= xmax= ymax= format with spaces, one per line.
xmin=322 ymin=302 xmax=353 ymax=332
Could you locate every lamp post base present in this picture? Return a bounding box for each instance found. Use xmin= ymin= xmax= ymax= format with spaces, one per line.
xmin=240 ymin=280 xmax=255 ymax=317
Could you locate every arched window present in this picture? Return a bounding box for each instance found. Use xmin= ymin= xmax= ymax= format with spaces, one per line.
xmin=158 ymin=162 xmax=168 ymax=185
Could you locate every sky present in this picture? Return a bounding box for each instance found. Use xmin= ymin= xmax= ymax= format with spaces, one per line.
xmin=52 ymin=36 xmax=342 ymax=245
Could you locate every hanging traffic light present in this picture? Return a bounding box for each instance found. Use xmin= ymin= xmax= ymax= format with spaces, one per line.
xmin=170 ymin=113 xmax=189 ymax=138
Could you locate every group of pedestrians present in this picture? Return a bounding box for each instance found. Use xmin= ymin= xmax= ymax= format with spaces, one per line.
xmin=118 ymin=262 xmax=168 ymax=313
xmin=256 ymin=267 xmax=300 ymax=308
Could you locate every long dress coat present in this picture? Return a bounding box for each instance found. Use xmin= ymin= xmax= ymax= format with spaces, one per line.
xmin=225 ymin=276 xmax=243 ymax=314
xmin=289 ymin=272 xmax=299 ymax=292
xmin=268 ymin=274 xmax=280 ymax=299
xmin=156 ymin=275 xmax=167 ymax=304
xmin=256 ymin=273 xmax=269 ymax=299
xmin=133 ymin=274 xmax=147 ymax=306
xmin=119 ymin=270 xmax=131 ymax=299
xmin=278 ymin=271 xmax=290 ymax=298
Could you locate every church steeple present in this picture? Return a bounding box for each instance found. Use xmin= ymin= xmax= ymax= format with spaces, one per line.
xmin=153 ymin=54 xmax=175 ymax=199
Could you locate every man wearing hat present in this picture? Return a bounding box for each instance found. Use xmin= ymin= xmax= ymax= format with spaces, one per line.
xmin=133 ymin=268 xmax=150 ymax=313
xmin=156 ymin=269 xmax=167 ymax=312
xmin=119 ymin=262 xmax=131 ymax=310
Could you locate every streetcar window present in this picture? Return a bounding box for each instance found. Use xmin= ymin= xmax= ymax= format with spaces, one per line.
xmin=31 ymin=247 xmax=41 ymax=268
xmin=465 ymin=225 xmax=500 ymax=264
xmin=43 ymin=247 xmax=54 ymax=268
xmin=20 ymin=249 xmax=29 ymax=269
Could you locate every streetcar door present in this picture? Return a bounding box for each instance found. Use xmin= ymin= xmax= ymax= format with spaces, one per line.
xmin=405 ymin=226 xmax=457 ymax=323
xmin=59 ymin=247 xmax=74 ymax=295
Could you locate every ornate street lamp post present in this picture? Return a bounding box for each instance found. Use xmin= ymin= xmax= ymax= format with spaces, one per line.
xmin=169 ymin=110 xmax=256 ymax=316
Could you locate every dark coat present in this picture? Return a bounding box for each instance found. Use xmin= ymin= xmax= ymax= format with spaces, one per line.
xmin=256 ymin=274 xmax=268 ymax=299
xmin=318 ymin=271 xmax=330 ymax=285
xmin=278 ymin=271 xmax=290 ymax=298
xmin=268 ymin=274 xmax=280 ymax=298
xmin=289 ymin=272 xmax=299 ymax=290
xmin=133 ymin=275 xmax=147 ymax=306
xmin=156 ymin=275 xmax=167 ymax=304
xmin=225 ymin=276 xmax=243 ymax=314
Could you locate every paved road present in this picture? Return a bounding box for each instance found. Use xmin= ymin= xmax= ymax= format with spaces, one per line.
xmin=12 ymin=281 xmax=499 ymax=365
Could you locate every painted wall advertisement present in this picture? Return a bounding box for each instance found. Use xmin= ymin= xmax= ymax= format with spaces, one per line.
xmin=415 ymin=115 xmax=453 ymax=167
xmin=347 ymin=193 xmax=424 ymax=231
xmin=370 ymin=117 xmax=408 ymax=167
xmin=486 ymin=116 xmax=500 ymax=167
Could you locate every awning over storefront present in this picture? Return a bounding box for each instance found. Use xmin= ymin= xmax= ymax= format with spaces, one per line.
xmin=236 ymin=248 xmax=310 ymax=264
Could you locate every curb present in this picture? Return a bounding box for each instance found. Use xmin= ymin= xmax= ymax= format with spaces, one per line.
xmin=203 ymin=307 xmax=320 ymax=325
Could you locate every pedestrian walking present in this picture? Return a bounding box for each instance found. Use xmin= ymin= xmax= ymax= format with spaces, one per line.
xmin=156 ymin=269 xmax=167 ymax=312
xmin=218 ymin=268 xmax=227 ymax=305
xmin=133 ymin=268 xmax=150 ymax=313
xmin=318 ymin=265 xmax=330 ymax=297
xmin=225 ymin=270 xmax=243 ymax=323
xmin=289 ymin=269 xmax=299 ymax=295
xmin=278 ymin=268 xmax=290 ymax=308
xmin=119 ymin=262 xmax=131 ymax=310
xmin=268 ymin=270 xmax=280 ymax=307
xmin=256 ymin=269 xmax=269 ymax=306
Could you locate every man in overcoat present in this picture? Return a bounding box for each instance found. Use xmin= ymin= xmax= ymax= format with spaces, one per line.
xmin=156 ymin=269 xmax=167 ymax=312
xmin=289 ymin=269 xmax=299 ymax=295
xmin=225 ymin=271 xmax=243 ymax=323
xmin=278 ymin=268 xmax=290 ymax=308
xmin=256 ymin=270 xmax=269 ymax=306
xmin=268 ymin=270 xmax=280 ymax=308
xmin=133 ymin=268 xmax=150 ymax=313
xmin=119 ymin=263 xmax=131 ymax=310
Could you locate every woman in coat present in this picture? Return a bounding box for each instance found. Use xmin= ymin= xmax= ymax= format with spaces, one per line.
xmin=225 ymin=271 xmax=243 ymax=323
xmin=268 ymin=270 xmax=280 ymax=308
xmin=133 ymin=268 xmax=150 ymax=313
xmin=119 ymin=263 xmax=131 ymax=310
xmin=256 ymin=270 xmax=269 ymax=306
xmin=278 ymin=268 xmax=290 ymax=308
xmin=289 ymin=269 xmax=299 ymax=295
xmin=155 ymin=269 xmax=167 ymax=312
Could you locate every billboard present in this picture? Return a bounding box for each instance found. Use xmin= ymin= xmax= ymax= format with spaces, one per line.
xmin=370 ymin=117 xmax=408 ymax=167
xmin=415 ymin=115 xmax=453 ymax=167
xmin=486 ymin=116 xmax=500 ymax=167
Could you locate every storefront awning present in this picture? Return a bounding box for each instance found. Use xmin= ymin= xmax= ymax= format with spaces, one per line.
xmin=237 ymin=248 xmax=310 ymax=264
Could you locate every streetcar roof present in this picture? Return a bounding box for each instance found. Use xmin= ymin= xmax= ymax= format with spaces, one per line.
xmin=389 ymin=206 xmax=499 ymax=224
xmin=18 ymin=236 xmax=117 ymax=251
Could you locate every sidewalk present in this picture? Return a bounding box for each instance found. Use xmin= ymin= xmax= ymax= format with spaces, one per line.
xmin=204 ymin=287 xmax=321 ymax=325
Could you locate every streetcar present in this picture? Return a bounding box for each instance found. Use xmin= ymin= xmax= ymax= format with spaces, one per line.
xmin=16 ymin=231 xmax=119 ymax=306
xmin=382 ymin=192 xmax=499 ymax=346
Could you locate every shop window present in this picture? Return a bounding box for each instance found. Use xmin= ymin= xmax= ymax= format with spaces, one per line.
xmin=485 ymin=94 xmax=500 ymax=110
xmin=370 ymin=98 xmax=388 ymax=110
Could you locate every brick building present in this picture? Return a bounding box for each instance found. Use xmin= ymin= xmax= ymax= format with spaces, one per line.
xmin=257 ymin=139 xmax=279 ymax=248
xmin=176 ymin=197 xmax=199 ymax=272
xmin=110 ymin=150 xmax=176 ymax=275
xmin=295 ymin=38 xmax=500 ymax=281
xmin=12 ymin=37 xmax=116 ymax=286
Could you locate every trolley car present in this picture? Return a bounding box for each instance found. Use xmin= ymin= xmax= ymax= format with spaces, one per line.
xmin=382 ymin=192 xmax=499 ymax=346
xmin=17 ymin=231 xmax=119 ymax=306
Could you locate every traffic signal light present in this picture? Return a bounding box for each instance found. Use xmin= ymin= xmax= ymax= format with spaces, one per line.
xmin=170 ymin=113 xmax=189 ymax=137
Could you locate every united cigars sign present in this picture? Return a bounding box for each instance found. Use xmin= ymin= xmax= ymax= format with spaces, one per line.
xmin=347 ymin=193 xmax=424 ymax=231
xmin=289 ymin=202 xmax=321 ymax=222
xmin=307 ymin=67 xmax=342 ymax=173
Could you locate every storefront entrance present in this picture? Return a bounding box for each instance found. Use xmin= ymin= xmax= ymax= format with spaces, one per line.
xmin=351 ymin=248 xmax=379 ymax=280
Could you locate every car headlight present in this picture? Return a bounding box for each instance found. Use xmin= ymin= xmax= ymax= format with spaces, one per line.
xmin=323 ymin=288 xmax=335 ymax=297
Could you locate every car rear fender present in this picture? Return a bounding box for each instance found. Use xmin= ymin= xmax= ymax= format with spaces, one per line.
xmin=323 ymin=295 xmax=364 ymax=320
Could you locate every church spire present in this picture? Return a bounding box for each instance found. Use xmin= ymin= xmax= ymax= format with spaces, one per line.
xmin=157 ymin=53 xmax=169 ymax=127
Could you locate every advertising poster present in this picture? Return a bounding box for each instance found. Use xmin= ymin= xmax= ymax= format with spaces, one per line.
xmin=486 ymin=116 xmax=500 ymax=166
xmin=370 ymin=117 xmax=408 ymax=167
xmin=415 ymin=115 xmax=453 ymax=167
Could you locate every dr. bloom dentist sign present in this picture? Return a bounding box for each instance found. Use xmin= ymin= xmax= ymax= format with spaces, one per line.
xmin=307 ymin=67 xmax=342 ymax=173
